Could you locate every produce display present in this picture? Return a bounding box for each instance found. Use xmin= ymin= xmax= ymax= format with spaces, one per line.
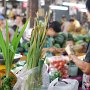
xmin=51 ymin=60 xmax=68 ymax=78
xmin=51 ymin=60 xmax=66 ymax=70
xmin=0 ymin=13 xmax=89 ymax=90
xmin=73 ymin=34 xmax=90 ymax=43
xmin=46 ymin=56 xmax=69 ymax=82
xmin=54 ymin=32 xmax=74 ymax=48
xmin=0 ymin=69 xmax=17 ymax=88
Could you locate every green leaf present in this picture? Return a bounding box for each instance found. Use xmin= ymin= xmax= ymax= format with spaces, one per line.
xmin=0 ymin=30 xmax=6 ymax=60
xmin=11 ymin=27 xmax=18 ymax=50
xmin=10 ymin=19 xmax=29 ymax=63
xmin=0 ymin=19 xmax=29 ymax=78
xmin=14 ymin=19 xmax=29 ymax=53
xmin=9 ymin=44 xmax=14 ymax=53
xmin=5 ymin=20 xmax=10 ymax=77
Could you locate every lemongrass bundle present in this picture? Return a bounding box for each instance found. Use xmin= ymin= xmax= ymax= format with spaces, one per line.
xmin=26 ymin=14 xmax=48 ymax=90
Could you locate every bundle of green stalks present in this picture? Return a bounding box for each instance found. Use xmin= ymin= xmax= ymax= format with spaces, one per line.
xmin=26 ymin=15 xmax=48 ymax=90
xmin=0 ymin=20 xmax=28 ymax=90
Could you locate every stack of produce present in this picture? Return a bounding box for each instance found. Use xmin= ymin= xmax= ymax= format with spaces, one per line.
xmin=72 ymin=34 xmax=90 ymax=55
xmin=25 ymin=15 xmax=48 ymax=90
xmin=51 ymin=60 xmax=68 ymax=78
xmin=46 ymin=56 xmax=68 ymax=82
xmin=54 ymin=32 xmax=74 ymax=48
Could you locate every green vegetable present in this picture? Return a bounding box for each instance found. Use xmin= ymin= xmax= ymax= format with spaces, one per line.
xmin=26 ymin=14 xmax=48 ymax=89
xmin=67 ymin=33 xmax=74 ymax=41
xmin=0 ymin=19 xmax=28 ymax=89
xmin=73 ymin=35 xmax=84 ymax=42
xmin=27 ymin=16 xmax=48 ymax=69
xmin=59 ymin=32 xmax=67 ymax=39
xmin=50 ymin=71 xmax=61 ymax=81
xmin=84 ymin=35 xmax=90 ymax=42
xmin=54 ymin=44 xmax=61 ymax=48
xmin=54 ymin=71 xmax=61 ymax=78
xmin=75 ymin=40 xmax=84 ymax=45
xmin=54 ymin=32 xmax=74 ymax=48
xmin=1 ymin=76 xmax=14 ymax=90
xmin=54 ymin=35 xmax=65 ymax=44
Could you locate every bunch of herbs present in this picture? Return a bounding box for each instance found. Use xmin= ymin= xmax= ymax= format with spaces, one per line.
xmin=0 ymin=20 xmax=28 ymax=90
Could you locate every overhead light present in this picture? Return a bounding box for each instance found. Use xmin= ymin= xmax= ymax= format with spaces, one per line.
xmin=62 ymin=2 xmax=86 ymax=9
xmin=16 ymin=0 xmax=27 ymax=1
xmin=49 ymin=5 xmax=68 ymax=11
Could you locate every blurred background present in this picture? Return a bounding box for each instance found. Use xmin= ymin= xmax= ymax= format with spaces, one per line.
xmin=0 ymin=0 xmax=88 ymax=28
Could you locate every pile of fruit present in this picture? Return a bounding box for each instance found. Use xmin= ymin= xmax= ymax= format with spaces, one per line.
xmin=50 ymin=60 xmax=68 ymax=78
xmin=51 ymin=60 xmax=66 ymax=70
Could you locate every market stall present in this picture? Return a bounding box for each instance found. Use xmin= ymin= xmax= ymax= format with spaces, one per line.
xmin=0 ymin=5 xmax=90 ymax=90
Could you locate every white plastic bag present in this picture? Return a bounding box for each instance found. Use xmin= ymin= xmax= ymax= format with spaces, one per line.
xmin=48 ymin=78 xmax=79 ymax=90
xmin=13 ymin=65 xmax=38 ymax=90
xmin=13 ymin=64 xmax=49 ymax=90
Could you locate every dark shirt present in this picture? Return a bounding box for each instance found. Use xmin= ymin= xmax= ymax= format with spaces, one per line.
xmin=84 ymin=43 xmax=90 ymax=63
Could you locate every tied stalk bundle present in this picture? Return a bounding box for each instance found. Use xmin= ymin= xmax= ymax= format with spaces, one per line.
xmin=26 ymin=15 xmax=48 ymax=90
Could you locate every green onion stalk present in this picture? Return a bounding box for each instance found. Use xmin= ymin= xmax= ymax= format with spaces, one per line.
xmin=26 ymin=14 xmax=48 ymax=90
xmin=0 ymin=20 xmax=29 ymax=90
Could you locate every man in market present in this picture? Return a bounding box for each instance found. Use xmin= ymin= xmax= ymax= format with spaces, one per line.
xmin=42 ymin=21 xmax=74 ymax=57
xmin=69 ymin=0 xmax=90 ymax=89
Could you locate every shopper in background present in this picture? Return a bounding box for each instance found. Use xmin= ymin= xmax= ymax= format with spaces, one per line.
xmin=21 ymin=17 xmax=28 ymax=42
xmin=61 ymin=15 xmax=68 ymax=32
xmin=8 ymin=15 xmax=16 ymax=27
xmin=70 ymin=15 xmax=81 ymax=29
xmin=12 ymin=15 xmax=24 ymax=34
xmin=8 ymin=8 xmax=14 ymax=19
xmin=0 ymin=15 xmax=5 ymax=28
xmin=15 ymin=15 xmax=23 ymax=32
xmin=0 ymin=15 xmax=6 ymax=40
xmin=0 ymin=15 xmax=14 ymax=42
xmin=16 ymin=6 xmax=22 ymax=15
xmin=69 ymin=0 xmax=90 ymax=89
xmin=61 ymin=15 xmax=67 ymax=24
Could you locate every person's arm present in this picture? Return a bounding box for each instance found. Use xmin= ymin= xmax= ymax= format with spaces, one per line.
xmin=42 ymin=47 xmax=65 ymax=54
xmin=70 ymin=55 xmax=90 ymax=75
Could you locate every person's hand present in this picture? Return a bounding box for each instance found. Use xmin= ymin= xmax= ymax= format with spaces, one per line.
xmin=42 ymin=47 xmax=65 ymax=54
xmin=62 ymin=56 xmax=70 ymax=62
xmin=69 ymin=55 xmax=79 ymax=62
xmin=48 ymin=47 xmax=56 ymax=53
xmin=41 ymin=48 xmax=49 ymax=58
xmin=42 ymin=47 xmax=57 ymax=53
xmin=55 ymin=48 xmax=65 ymax=53
xmin=66 ymin=41 xmax=74 ymax=46
xmin=42 ymin=48 xmax=49 ymax=53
